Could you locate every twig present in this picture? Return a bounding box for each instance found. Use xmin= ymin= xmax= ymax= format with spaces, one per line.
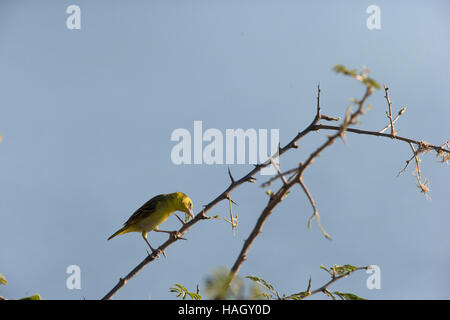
xmin=270 ymin=156 xmax=287 ymax=186
xmin=223 ymin=195 xmax=238 ymax=236
xmin=383 ymin=85 xmax=396 ymax=136
xmin=408 ymin=142 xmax=430 ymax=198
xmin=228 ymin=176 xmax=298 ymax=286
xmin=297 ymin=266 xmax=368 ymax=300
xmin=310 ymin=125 xmax=449 ymax=154
xmin=298 ymin=177 xmax=330 ymax=239
xmin=379 ymin=107 xmax=406 ymax=134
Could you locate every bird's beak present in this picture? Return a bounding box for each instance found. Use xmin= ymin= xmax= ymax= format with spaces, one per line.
xmin=188 ymin=208 xmax=194 ymax=219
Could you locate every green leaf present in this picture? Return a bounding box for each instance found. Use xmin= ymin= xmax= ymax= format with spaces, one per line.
xmin=20 ymin=294 xmax=42 ymax=300
xmin=245 ymin=276 xmax=275 ymax=292
xmin=204 ymin=267 xmax=242 ymax=300
xmin=169 ymin=283 xmax=202 ymax=300
xmin=333 ymin=264 xmax=358 ymax=275
xmin=334 ymin=291 xmax=366 ymax=300
xmin=333 ymin=64 xmax=380 ymax=90
xmin=285 ymin=291 xmax=310 ymax=300
xmin=261 ymin=292 xmax=271 ymax=300
xmin=0 ymin=274 xmax=7 ymax=286
xmin=333 ymin=65 xmax=357 ymax=76
xmin=319 ymin=265 xmax=330 ymax=274
xmin=187 ymin=292 xmax=202 ymax=300
xmin=362 ymin=77 xmax=381 ymax=90
xmin=247 ymin=283 xmax=267 ymax=300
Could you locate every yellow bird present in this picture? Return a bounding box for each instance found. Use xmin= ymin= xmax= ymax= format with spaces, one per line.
xmin=108 ymin=192 xmax=194 ymax=253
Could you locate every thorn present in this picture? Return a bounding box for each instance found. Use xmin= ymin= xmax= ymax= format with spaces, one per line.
xmin=175 ymin=214 xmax=187 ymax=225
xmin=307 ymin=276 xmax=312 ymax=293
xmin=227 ymin=194 xmax=238 ymax=206
xmin=227 ymin=167 xmax=235 ymax=184
xmin=320 ymin=114 xmax=340 ymax=122
xmin=246 ymin=176 xmax=256 ymax=183
xmin=170 ymin=231 xmax=187 ymax=241
xmin=316 ymin=83 xmax=321 ymax=116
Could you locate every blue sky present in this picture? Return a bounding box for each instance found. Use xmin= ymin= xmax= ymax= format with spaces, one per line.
xmin=0 ymin=0 xmax=449 ymax=299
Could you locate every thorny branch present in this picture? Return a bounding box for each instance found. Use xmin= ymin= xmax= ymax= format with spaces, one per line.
xmin=383 ymin=85 xmax=396 ymax=137
xmin=226 ymin=70 xmax=449 ymax=289
xmin=226 ymin=81 xmax=374 ymax=286
xmin=103 ymin=67 xmax=449 ymax=299
xmin=295 ymin=265 xmax=369 ymax=300
xmin=102 ymin=83 xmax=340 ymax=299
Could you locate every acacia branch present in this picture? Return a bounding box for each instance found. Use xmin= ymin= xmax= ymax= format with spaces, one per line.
xmin=299 ymin=177 xmax=330 ymax=239
xmin=261 ymin=118 xmax=447 ymax=189
xmin=103 ymin=71 xmax=449 ymax=299
xmin=228 ymin=80 xmax=448 ymax=290
xmin=294 ymin=266 xmax=368 ymax=300
xmin=310 ymin=125 xmax=449 ymax=154
xmin=226 ymin=85 xmax=373 ymax=287
xmin=383 ymin=85 xmax=396 ymax=136
xmin=379 ymin=106 xmax=406 ymax=134
xmin=228 ymin=175 xmax=298 ymax=286
xmin=102 ymin=85 xmax=332 ymax=299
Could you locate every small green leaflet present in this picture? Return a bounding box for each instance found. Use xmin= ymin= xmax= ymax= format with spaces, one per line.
xmin=169 ymin=283 xmax=202 ymax=300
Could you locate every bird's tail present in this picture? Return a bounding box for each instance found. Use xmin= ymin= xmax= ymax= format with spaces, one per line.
xmin=107 ymin=226 xmax=130 ymax=240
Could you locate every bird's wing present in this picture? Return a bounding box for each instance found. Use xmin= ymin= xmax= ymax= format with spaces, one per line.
xmin=123 ymin=194 xmax=166 ymax=226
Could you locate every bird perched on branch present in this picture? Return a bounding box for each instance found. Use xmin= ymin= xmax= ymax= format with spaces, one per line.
xmin=107 ymin=192 xmax=194 ymax=254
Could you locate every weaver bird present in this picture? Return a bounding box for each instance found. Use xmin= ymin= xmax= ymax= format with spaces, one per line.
xmin=108 ymin=192 xmax=194 ymax=254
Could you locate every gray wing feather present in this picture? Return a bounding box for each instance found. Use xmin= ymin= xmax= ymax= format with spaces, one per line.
xmin=123 ymin=194 xmax=166 ymax=226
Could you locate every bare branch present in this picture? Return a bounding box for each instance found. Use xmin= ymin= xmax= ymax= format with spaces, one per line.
xmin=379 ymin=107 xmax=406 ymax=134
xmin=311 ymin=125 xmax=449 ymax=155
xmin=302 ymin=266 xmax=368 ymax=299
xmin=383 ymin=85 xmax=396 ymax=136
xmin=227 ymin=177 xmax=297 ymax=287
xmin=298 ymin=177 xmax=330 ymax=239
